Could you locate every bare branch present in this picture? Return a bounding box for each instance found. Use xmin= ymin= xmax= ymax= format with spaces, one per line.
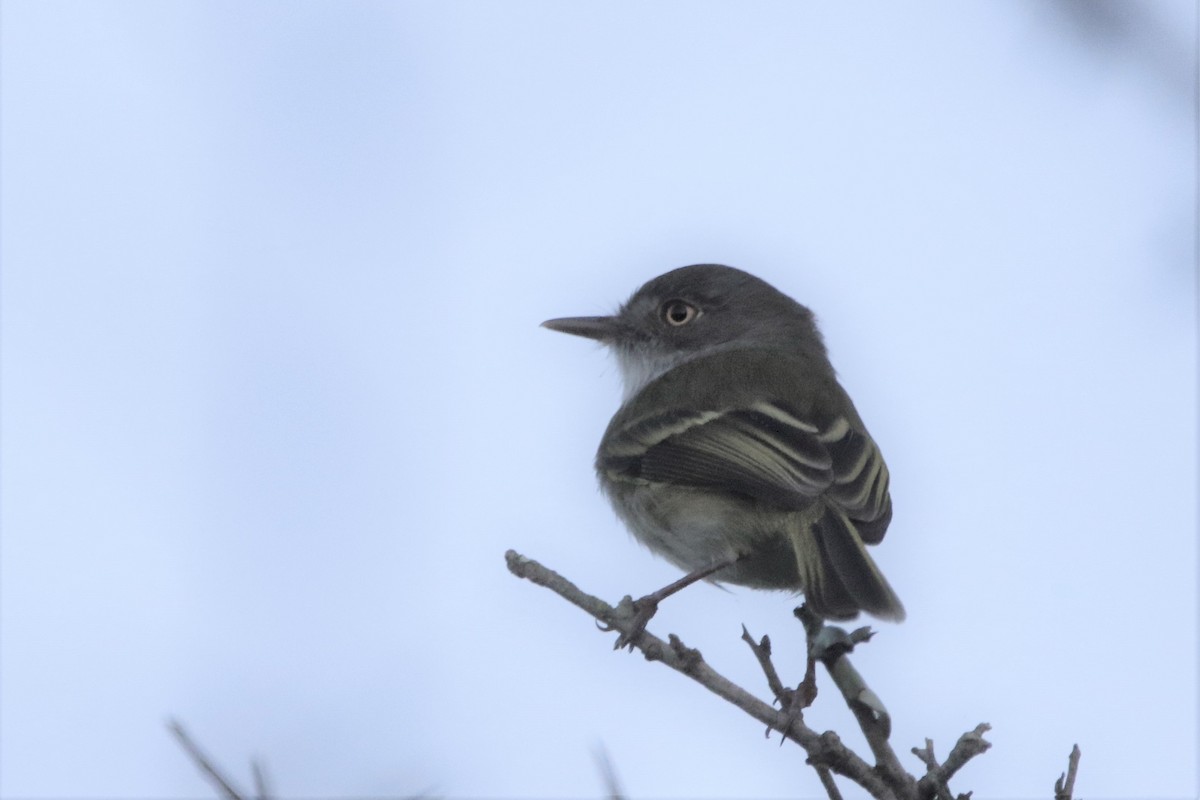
xmin=796 ymin=605 xmax=915 ymax=797
xmin=915 ymin=724 xmax=992 ymax=800
xmin=910 ymin=739 xmax=954 ymax=800
xmin=505 ymin=550 xmax=895 ymax=797
xmin=507 ymin=549 xmax=1070 ymax=800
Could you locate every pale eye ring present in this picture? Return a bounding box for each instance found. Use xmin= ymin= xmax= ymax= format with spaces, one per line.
xmin=660 ymin=299 xmax=699 ymax=327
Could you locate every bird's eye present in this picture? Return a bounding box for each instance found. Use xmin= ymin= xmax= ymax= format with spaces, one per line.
xmin=660 ymin=299 xmax=698 ymax=327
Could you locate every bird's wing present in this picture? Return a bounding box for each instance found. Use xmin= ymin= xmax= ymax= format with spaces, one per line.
xmin=600 ymin=401 xmax=891 ymax=536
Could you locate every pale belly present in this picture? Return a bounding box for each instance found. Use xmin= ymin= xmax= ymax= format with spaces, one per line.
xmin=602 ymin=481 xmax=807 ymax=590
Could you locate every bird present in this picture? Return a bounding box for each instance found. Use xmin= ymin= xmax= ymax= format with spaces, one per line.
xmin=542 ymin=264 xmax=905 ymax=636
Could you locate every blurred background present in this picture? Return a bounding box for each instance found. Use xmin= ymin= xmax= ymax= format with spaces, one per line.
xmin=1 ymin=2 xmax=1195 ymax=798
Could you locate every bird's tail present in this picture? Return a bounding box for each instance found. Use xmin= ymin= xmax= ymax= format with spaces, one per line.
xmin=789 ymin=504 xmax=906 ymax=622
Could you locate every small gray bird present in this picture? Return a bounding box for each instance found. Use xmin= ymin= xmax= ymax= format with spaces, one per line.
xmin=543 ymin=264 xmax=905 ymax=625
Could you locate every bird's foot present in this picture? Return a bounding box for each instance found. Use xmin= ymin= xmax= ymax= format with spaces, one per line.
xmin=600 ymin=594 xmax=660 ymax=651
xmin=601 ymin=556 xmax=743 ymax=651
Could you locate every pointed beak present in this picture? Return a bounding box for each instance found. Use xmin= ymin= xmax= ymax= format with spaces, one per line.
xmin=540 ymin=315 xmax=624 ymax=343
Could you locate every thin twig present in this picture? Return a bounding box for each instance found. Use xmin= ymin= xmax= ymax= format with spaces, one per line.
xmin=1054 ymin=744 xmax=1081 ymax=800
xmin=744 ymin=624 xmax=857 ymax=795
xmin=592 ymin=743 xmax=627 ymax=800
xmin=740 ymin=626 xmax=790 ymax=705
xmin=167 ymin=719 xmax=247 ymax=800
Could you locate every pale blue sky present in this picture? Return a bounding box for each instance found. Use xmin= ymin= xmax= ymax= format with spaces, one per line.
xmin=2 ymin=2 xmax=1196 ymax=798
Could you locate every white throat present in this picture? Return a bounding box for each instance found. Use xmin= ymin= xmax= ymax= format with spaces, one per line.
xmin=613 ymin=346 xmax=694 ymax=402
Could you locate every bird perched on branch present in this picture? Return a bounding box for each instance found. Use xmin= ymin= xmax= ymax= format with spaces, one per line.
xmin=543 ymin=264 xmax=904 ymax=642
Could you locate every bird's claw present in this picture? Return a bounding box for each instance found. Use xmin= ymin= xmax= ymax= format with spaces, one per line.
xmin=604 ymin=595 xmax=660 ymax=651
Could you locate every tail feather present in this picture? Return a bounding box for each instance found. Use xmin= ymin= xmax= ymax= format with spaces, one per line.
xmin=786 ymin=514 xmax=859 ymax=620
xmin=791 ymin=504 xmax=906 ymax=622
